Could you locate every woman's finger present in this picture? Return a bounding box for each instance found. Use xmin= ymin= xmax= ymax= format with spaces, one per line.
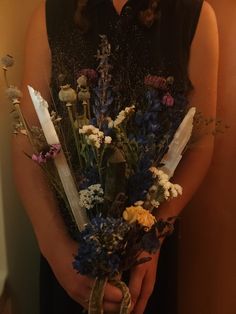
xmin=103 ymin=300 xmax=123 ymax=313
xmin=131 ymin=258 xmax=158 ymax=314
xmin=128 ymin=267 xmax=144 ymax=311
xmin=131 ymin=274 xmax=153 ymax=314
xmin=104 ymin=282 xmax=123 ymax=303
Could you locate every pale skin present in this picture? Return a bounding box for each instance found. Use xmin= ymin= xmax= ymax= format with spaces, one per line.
xmin=12 ymin=0 xmax=219 ymax=313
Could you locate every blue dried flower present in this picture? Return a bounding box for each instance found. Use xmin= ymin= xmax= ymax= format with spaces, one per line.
xmin=80 ymin=167 xmax=100 ymax=189
xmin=135 ymin=110 xmax=143 ymax=126
xmin=73 ymin=216 xmax=131 ymax=278
xmin=92 ymin=86 xmax=114 ymax=119
xmin=127 ymin=157 xmax=154 ymax=204
xmin=141 ymin=227 xmax=161 ymax=254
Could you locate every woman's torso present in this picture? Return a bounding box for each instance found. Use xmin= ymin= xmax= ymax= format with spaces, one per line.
xmin=45 ymin=0 xmax=203 ymax=234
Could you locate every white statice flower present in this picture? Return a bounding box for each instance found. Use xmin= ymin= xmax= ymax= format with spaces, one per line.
xmin=163 ymin=182 xmax=171 ymax=190
xmin=164 ymin=189 xmax=171 ymax=199
xmin=78 ymin=184 xmax=104 ymax=210
xmin=79 ymin=124 xmax=98 ymax=135
xmin=149 ymin=166 xmax=183 ymax=201
xmin=87 ymin=134 xmax=101 ymax=148
xmin=150 ymin=200 xmax=160 ymax=209
xmin=149 ymin=167 xmax=166 ymax=179
xmin=104 ymin=136 xmax=112 ymax=144
xmin=173 ymin=184 xmax=183 ymax=195
xmin=148 ymin=185 xmax=158 ymax=194
xmin=170 ymin=187 xmax=178 ymax=198
xmin=108 ymin=118 xmax=114 ymax=128
xmin=124 ymin=106 xmax=135 ymax=114
xmin=79 ymin=125 xmax=106 ymax=149
xmin=134 ymin=200 xmax=144 ymax=206
xmin=113 ymin=105 xmax=135 ymax=127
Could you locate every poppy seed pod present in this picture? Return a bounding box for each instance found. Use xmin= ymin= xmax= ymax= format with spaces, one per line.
xmin=78 ymin=90 xmax=91 ymax=102
xmin=59 ymin=84 xmax=77 ymax=104
xmin=6 ymin=85 xmax=22 ymax=101
xmin=77 ymin=75 xmax=88 ymax=88
xmin=1 ymin=54 xmax=14 ymax=69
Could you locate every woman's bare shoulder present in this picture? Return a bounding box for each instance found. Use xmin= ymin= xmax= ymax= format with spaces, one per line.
xmin=22 ymin=1 xmax=51 ymax=122
xmin=188 ymin=0 xmax=219 ymax=115
xmin=26 ymin=1 xmax=49 ymax=53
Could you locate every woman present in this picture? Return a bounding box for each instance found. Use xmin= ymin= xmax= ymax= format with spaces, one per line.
xmin=12 ymin=0 xmax=218 ymax=313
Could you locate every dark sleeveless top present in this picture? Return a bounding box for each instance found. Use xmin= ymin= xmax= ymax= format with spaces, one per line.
xmin=45 ymin=0 xmax=203 ymax=233
xmin=46 ymin=0 xmax=203 ymax=99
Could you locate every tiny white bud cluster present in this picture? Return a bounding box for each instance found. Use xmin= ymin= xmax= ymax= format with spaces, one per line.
xmin=78 ymin=184 xmax=104 ymax=210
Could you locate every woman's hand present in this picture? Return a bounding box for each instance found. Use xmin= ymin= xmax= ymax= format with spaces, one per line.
xmin=45 ymin=237 xmax=123 ymax=312
xmin=129 ymin=250 xmax=160 ymax=314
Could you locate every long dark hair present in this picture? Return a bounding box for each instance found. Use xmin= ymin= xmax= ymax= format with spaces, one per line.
xmin=74 ymin=0 xmax=161 ymax=32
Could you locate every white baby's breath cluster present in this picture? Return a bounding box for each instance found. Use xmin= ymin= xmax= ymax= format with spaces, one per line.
xmin=108 ymin=105 xmax=135 ymax=128
xmin=50 ymin=110 xmax=62 ymax=124
xmin=12 ymin=121 xmax=27 ymax=135
xmin=79 ymin=125 xmax=112 ymax=148
xmin=150 ymin=167 xmax=183 ymax=200
xmin=78 ymin=184 xmax=104 ymax=210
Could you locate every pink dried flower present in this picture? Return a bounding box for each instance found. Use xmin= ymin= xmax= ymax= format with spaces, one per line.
xmin=162 ymin=93 xmax=175 ymax=107
xmin=144 ymin=75 xmax=167 ymax=90
xmin=32 ymin=144 xmax=61 ymax=164
xmin=46 ymin=144 xmax=61 ymax=158
xmin=32 ymin=153 xmax=46 ymax=164
xmin=77 ymin=69 xmax=98 ymax=83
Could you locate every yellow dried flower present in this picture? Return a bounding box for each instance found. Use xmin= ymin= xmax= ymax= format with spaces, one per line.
xmin=123 ymin=205 xmax=156 ymax=231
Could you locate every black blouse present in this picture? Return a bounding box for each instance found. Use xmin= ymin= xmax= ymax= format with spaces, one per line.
xmin=46 ymin=0 xmax=203 ymax=100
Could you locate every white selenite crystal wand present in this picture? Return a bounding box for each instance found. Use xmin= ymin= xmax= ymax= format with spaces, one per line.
xmin=160 ymin=107 xmax=196 ymax=178
xmin=28 ymin=86 xmax=89 ymax=231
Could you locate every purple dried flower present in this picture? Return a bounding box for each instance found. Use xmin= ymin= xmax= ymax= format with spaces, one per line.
xmin=32 ymin=144 xmax=61 ymax=164
xmin=162 ymin=93 xmax=174 ymax=107
xmin=32 ymin=154 xmax=44 ymax=164
xmin=144 ymin=75 xmax=167 ymax=90
xmin=46 ymin=144 xmax=61 ymax=158
xmin=77 ymin=68 xmax=98 ymax=84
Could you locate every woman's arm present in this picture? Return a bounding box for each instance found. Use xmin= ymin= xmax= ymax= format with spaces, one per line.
xmin=12 ymin=1 xmax=122 ymax=311
xmin=157 ymin=1 xmax=219 ymax=220
xmin=129 ymin=2 xmax=219 ymax=314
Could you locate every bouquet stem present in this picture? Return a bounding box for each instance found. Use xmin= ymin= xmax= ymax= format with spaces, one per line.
xmin=109 ymin=279 xmax=131 ymax=314
xmin=88 ymin=277 xmax=131 ymax=314
xmin=89 ymin=278 xmax=107 ymax=314
xmin=66 ymin=104 xmax=83 ymax=167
